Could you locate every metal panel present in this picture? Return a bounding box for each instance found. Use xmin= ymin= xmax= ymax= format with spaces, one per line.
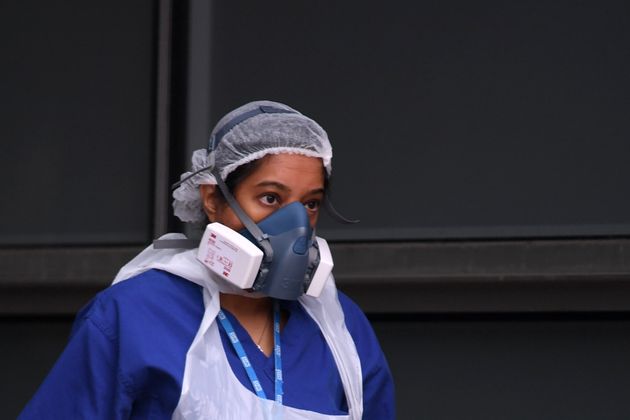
xmin=2 ymin=239 xmax=629 ymax=315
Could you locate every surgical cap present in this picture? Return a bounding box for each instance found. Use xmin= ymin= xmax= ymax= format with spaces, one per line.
xmin=172 ymin=100 xmax=333 ymax=223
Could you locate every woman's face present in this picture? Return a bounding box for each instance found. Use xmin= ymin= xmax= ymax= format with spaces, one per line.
xmin=201 ymin=153 xmax=325 ymax=230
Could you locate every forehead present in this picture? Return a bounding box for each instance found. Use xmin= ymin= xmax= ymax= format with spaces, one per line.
xmin=259 ymin=153 xmax=323 ymax=170
xmin=241 ymin=153 xmax=325 ymax=189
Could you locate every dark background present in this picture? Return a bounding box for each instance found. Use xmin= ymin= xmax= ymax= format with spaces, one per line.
xmin=206 ymin=1 xmax=630 ymax=241
xmin=2 ymin=0 xmax=630 ymax=418
xmin=0 ymin=0 xmax=155 ymax=245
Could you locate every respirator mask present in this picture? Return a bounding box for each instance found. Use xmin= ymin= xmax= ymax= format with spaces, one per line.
xmin=197 ymin=198 xmax=333 ymax=300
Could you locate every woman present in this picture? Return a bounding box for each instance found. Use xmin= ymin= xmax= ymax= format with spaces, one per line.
xmin=20 ymin=101 xmax=395 ymax=419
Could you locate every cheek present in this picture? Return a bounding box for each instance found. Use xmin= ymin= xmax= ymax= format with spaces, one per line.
xmin=220 ymin=199 xmax=276 ymax=229
xmin=237 ymin=196 xmax=277 ymax=224
xmin=214 ymin=204 xmax=244 ymax=231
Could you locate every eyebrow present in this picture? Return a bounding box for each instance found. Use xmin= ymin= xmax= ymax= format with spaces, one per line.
xmin=254 ymin=181 xmax=324 ymax=196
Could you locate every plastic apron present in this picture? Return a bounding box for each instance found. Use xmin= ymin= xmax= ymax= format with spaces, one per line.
xmin=113 ymin=234 xmax=363 ymax=420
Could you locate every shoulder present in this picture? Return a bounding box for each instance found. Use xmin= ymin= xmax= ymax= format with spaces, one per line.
xmin=336 ymin=290 xmax=373 ymax=337
xmin=335 ymin=290 xmax=385 ymax=363
xmin=104 ymin=268 xmax=202 ymax=303
xmin=76 ymin=269 xmax=205 ymax=386
xmin=336 ymin=290 xmax=396 ymax=419
xmin=87 ymin=269 xmax=202 ymax=312
xmin=75 ymin=269 xmax=204 ymax=342
xmin=19 ymin=269 xmax=203 ymax=418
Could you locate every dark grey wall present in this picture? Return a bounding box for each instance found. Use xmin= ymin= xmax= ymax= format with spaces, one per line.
xmin=0 ymin=0 xmax=156 ymax=245
xmin=375 ymin=315 xmax=630 ymax=420
xmin=204 ymin=0 xmax=630 ymax=241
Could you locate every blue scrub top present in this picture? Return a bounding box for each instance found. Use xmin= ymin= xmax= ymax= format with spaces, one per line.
xmin=19 ymin=269 xmax=395 ymax=419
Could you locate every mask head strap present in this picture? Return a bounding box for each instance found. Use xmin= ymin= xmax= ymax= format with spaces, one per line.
xmin=324 ymin=193 xmax=360 ymax=224
xmin=159 ymin=166 xmax=275 ymax=257
xmin=209 ymin=105 xmax=298 ymax=152
xmin=211 ymin=167 xmax=274 ymax=262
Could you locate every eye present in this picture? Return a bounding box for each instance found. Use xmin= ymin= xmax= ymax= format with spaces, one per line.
xmin=303 ymin=200 xmax=320 ymax=212
xmin=259 ymin=193 xmax=280 ymax=206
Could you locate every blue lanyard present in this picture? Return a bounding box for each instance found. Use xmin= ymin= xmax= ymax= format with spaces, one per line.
xmin=272 ymin=300 xmax=283 ymax=404
xmin=218 ymin=300 xmax=283 ymax=403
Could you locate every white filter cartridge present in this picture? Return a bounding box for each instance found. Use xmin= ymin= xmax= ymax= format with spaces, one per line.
xmin=305 ymin=237 xmax=334 ymax=297
xmin=197 ymin=223 xmax=264 ymax=289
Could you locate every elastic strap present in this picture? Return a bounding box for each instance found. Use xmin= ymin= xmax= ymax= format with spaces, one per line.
xmin=212 ymin=168 xmax=274 ymax=262
xmin=170 ymin=152 xmax=216 ymax=191
xmin=209 ymin=105 xmax=298 ymax=152
xmin=165 ymin=160 xmax=274 ymax=258
xmin=325 ymin=192 xmax=360 ymax=224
